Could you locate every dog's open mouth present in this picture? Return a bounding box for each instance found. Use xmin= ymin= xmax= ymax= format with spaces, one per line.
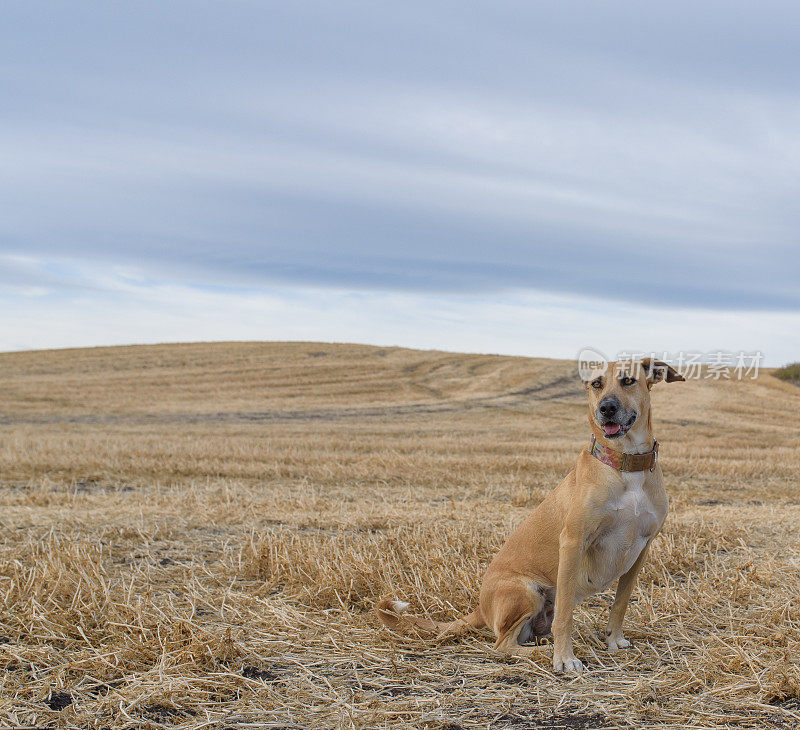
xmin=600 ymin=414 xmax=636 ymax=438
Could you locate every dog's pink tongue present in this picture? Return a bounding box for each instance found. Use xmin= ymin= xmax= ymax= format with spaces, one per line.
xmin=603 ymin=423 xmax=621 ymax=436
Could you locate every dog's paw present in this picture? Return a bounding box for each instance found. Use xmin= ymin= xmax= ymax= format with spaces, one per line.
xmin=606 ymin=634 xmax=630 ymax=651
xmin=553 ymin=654 xmax=584 ymax=674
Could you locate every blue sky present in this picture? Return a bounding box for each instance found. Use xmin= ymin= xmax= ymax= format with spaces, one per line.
xmin=1 ymin=2 xmax=798 ymax=363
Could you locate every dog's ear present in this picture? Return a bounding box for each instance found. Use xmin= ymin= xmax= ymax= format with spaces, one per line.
xmin=640 ymin=358 xmax=685 ymax=387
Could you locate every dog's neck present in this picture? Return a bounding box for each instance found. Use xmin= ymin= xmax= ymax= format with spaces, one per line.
xmin=589 ymin=416 xmax=655 ymax=455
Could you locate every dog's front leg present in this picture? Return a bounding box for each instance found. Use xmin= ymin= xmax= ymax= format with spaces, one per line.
xmin=552 ymin=527 xmax=584 ymax=674
xmin=606 ymin=542 xmax=651 ymax=650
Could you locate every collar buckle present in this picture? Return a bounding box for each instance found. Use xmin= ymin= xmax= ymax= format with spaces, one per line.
xmin=650 ymin=440 xmax=659 ymax=472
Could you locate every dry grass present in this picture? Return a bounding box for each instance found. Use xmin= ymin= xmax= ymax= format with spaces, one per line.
xmin=1 ymin=341 xmax=799 ymax=729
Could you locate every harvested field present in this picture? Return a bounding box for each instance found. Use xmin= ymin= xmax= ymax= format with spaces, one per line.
xmin=1 ymin=341 xmax=799 ymax=729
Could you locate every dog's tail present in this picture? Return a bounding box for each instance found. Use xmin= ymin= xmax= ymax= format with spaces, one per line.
xmin=375 ymin=599 xmax=485 ymax=639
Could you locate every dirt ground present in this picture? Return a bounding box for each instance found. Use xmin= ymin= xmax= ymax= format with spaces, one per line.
xmin=1 ymin=341 xmax=799 ymax=729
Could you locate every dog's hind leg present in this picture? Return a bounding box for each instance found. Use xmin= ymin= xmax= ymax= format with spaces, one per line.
xmin=486 ymin=580 xmax=554 ymax=657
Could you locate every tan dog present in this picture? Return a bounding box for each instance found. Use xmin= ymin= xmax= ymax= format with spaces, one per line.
xmin=376 ymin=358 xmax=684 ymax=674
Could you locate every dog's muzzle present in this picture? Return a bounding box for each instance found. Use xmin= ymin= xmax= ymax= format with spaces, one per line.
xmin=596 ymin=397 xmax=637 ymax=438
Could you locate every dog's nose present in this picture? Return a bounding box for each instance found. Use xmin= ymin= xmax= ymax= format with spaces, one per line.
xmin=598 ymin=399 xmax=618 ymax=417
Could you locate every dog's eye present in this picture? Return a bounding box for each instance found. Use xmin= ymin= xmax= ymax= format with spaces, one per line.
xmin=620 ymin=376 xmax=636 ymax=386
xmin=591 ymin=379 xmax=602 ymax=389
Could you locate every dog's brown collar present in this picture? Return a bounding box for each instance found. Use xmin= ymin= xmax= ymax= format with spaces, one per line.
xmin=589 ymin=435 xmax=658 ymax=472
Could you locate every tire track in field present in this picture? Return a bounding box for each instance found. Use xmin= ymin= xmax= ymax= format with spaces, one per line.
xmin=0 ymin=373 xmax=582 ymax=426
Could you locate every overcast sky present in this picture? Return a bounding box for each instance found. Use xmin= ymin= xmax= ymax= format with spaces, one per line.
xmin=2 ymin=1 xmax=798 ymax=363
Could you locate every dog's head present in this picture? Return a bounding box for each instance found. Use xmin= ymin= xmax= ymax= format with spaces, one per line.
xmin=581 ymin=359 xmax=684 ymax=442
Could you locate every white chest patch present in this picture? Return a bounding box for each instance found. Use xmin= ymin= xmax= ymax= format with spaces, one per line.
xmin=578 ymin=473 xmax=664 ymax=601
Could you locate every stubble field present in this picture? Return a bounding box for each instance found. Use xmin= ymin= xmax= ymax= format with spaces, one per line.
xmin=1 ymin=341 xmax=799 ymax=729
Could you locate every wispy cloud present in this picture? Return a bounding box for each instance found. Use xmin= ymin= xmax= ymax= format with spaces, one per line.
xmin=2 ymin=256 xmax=797 ymax=365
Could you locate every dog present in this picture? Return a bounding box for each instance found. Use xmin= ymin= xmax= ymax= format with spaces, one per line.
xmin=376 ymin=357 xmax=684 ymax=674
